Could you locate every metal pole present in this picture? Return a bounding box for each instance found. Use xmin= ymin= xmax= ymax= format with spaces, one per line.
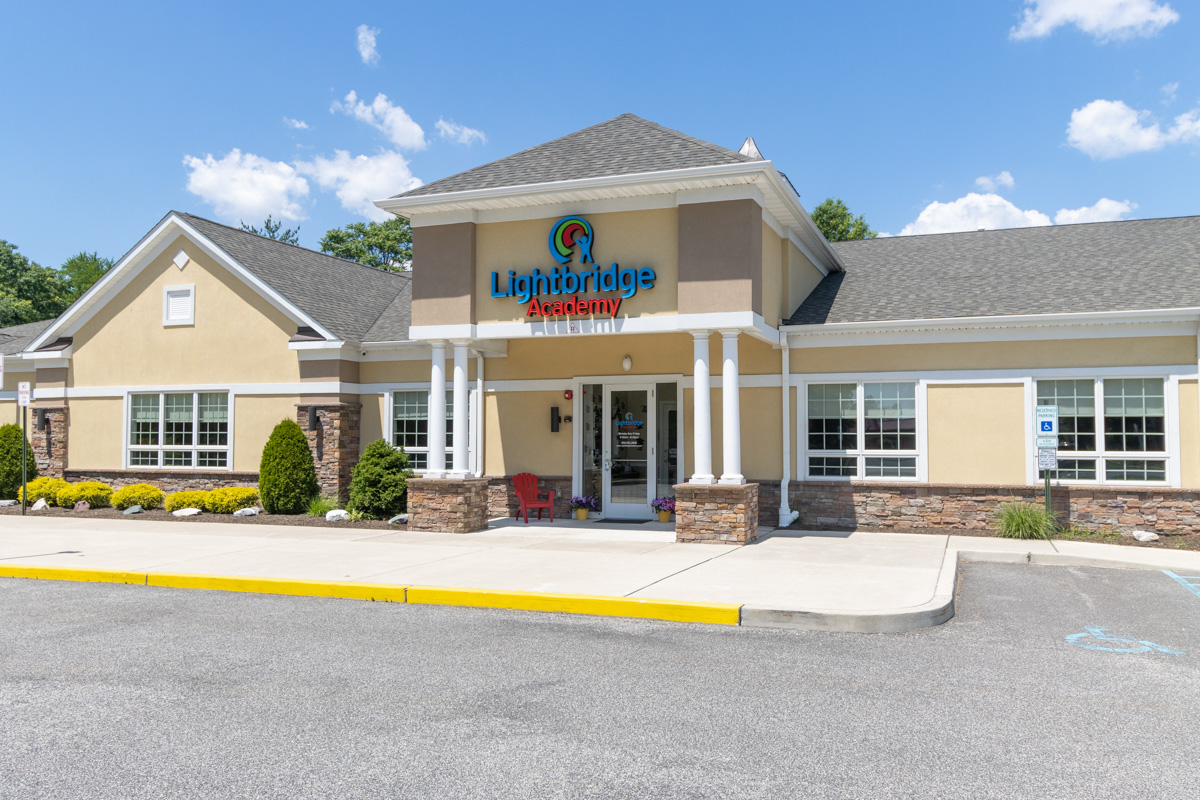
xmin=1044 ymin=472 xmax=1052 ymax=529
xmin=21 ymin=405 xmax=27 ymax=516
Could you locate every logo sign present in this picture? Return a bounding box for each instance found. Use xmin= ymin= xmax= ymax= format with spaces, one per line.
xmin=1038 ymin=448 xmax=1058 ymax=470
xmin=1035 ymin=405 xmax=1058 ymax=436
xmin=616 ymin=412 xmax=645 ymax=430
xmin=17 ymin=381 xmax=31 ymax=408
xmin=491 ymin=216 xmax=657 ymax=321
xmin=1035 ymin=436 xmax=1058 ymax=449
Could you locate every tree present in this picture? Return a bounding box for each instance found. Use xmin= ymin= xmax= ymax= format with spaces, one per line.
xmin=347 ymin=439 xmax=413 ymax=519
xmin=241 ymin=215 xmax=300 ymax=245
xmin=0 ymin=240 xmax=70 ymax=327
xmin=258 ymin=418 xmax=319 ymax=514
xmin=810 ymin=198 xmax=877 ymax=242
xmin=59 ymin=251 xmax=113 ymax=302
xmin=0 ymin=423 xmax=38 ymax=500
xmin=319 ymin=217 xmax=412 ymax=271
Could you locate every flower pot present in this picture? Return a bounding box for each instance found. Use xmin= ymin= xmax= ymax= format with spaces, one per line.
xmin=575 ymin=509 xmax=588 ymax=521
xmin=657 ymin=510 xmax=671 ymax=523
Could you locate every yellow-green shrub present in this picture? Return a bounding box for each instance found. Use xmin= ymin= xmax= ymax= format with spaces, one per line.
xmin=206 ymin=487 xmax=259 ymax=514
xmin=112 ymin=483 xmax=166 ymax=511
xmin=56 ymin=481 xmax=113 ymax=509
xmin=164 ymin=490 xmax=210 ymax=513
xmin=19 ymin=477 xmax=70 ymax=506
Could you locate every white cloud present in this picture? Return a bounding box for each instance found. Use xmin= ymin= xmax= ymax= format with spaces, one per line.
xmin=899 ymin=193 xmax=1051 ymax=236
xmin=331 ymin=90 xmax=426 ymax=150
xmin=356 ymin=24 xmax=380 ymax=65
xmin=1161 ymin=81 xmax=1179 ymax=104
xmin=974 ymin=170 xmax=1015 ymax=192
xmin=283 ymin=117 xmax=309 ymax=130
xmin=297 ymin=150 xmax=421 ymax=221
xmin=1067 ymin=98 xmax=1200 ymax=159
xmin=1010 ymin=0 xmax=1179 ymax=42
xmin=1053 ymin=198 xmax=1137 ymax=225
xmin=182 ymin=149 xmax=309 ymax=222
xmin=435 ymin=118 xmax=487 ymax=146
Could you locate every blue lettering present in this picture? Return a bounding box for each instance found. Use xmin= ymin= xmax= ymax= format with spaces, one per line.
xmin=637 ymin=268 xmax=656 ymax=290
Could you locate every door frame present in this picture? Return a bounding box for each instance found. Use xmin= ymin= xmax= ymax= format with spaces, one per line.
xmin=603 ymin=383 xmax=656 ymax=520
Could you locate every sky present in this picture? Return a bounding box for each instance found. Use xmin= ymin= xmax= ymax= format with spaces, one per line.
xmin=1 ymin=0 xmax=1198 ymax=267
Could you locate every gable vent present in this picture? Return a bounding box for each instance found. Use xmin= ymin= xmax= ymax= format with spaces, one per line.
xmin=163 ymin=285 xmax=195 ymax=326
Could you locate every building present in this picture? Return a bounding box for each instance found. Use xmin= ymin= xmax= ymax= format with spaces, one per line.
xmin=4 ymin=113 xmax=1200 ymax=542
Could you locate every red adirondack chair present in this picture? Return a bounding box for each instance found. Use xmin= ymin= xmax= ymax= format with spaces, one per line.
xmin=512 ymin=472 xmax=555 ymax=524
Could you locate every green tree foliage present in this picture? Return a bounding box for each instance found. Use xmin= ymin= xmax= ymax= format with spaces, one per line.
xmin=59 ymin=251 xmax=113 ymax=302
xmin=319 ymin=217 xmax=412 ymax=271
xmin=0 ymin=423 xmax=38 ymax=500
xmin=0 ymin=241 xmax=70 ymax=327
xmin=241 ymin=215 xmax=300 ymax=245
xmin=258 ymin=419 xmax=319 ymax=514
xmin=810 ymin=198 xmax=878 ymax=242
xmin=347 ymin=439 xmax=413 ymax=518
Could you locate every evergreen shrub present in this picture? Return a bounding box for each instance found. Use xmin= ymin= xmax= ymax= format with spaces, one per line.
xmin=165 ymin=490 xmax=210 ymax=513
xmin=347 ymin=439 xmax=412 ymax=519
xmin=57 ymin=481 xmax=113 ymax=508
xmin=112 ymin=483 xmax=165 ymax=511
xmin=19 ymin=477 xmax=70 ymax=506
xmin=0 ymin=423 xmax=38 ymax=500
xmin=258 ymin=419 xmax=318 ymax=514
xmin=206 ymin=487 xmax=259 ymax=514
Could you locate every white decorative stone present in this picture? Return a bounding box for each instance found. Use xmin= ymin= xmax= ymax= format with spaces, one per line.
xmin=233 ymin=507 xmax=260 ymax=517
xmin=387 ymin=513 xmax=408 ymax=525
xmin=1133 ymin=530 xmax=1159 ymax=542
xmin=172 ymin=508 xmax=202 ymax=517
xmin=0 ymin=499 xmax=17 ymax=507
xmin=31 ymin=498 xmax=48 ymax=511
xmin=326 ymin=509 xmax=349 ymax=522
xmin=172 ymin=249 xmax=190 ymax=270
xmin=123 ymin=505 xmax=143 ymax=515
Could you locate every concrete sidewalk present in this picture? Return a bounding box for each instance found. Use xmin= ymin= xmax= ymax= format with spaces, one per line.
xmin=2 ymin=516 xmax=1199 ymax=631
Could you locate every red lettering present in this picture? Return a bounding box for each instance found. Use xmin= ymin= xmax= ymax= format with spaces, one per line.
xmin=608 ymin=296 xmax=622 ymax=318
xmin=564 ymin=297 xmax=576 ymax=315
xmin=551 ymin=300 xmax=564 ymax=316
xmin=526 ymin=299 xmax=543 ymax=317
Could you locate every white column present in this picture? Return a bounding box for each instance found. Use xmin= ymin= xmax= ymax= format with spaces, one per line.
xmin=690 ymin=331 xmax=714 ymax=484
xmin=719 ymin=330 xmax=745 ymax=485
xmin=427 ymin=341 xmax=447 ymax=477
xmin=451 ymin=341 xmax=470 ymax=477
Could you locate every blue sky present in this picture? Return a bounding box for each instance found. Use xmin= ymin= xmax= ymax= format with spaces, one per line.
xmin=2 ymin=0 xmax=1197 ymax=267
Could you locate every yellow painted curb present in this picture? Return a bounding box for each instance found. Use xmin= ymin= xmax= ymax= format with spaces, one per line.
xmin=147 ymin=573 xmax=409 ymax=603
xmin=407 ymin=585 xmax=741 ymax=625
xmin=0 ymin=564 xmax=146 ymax=585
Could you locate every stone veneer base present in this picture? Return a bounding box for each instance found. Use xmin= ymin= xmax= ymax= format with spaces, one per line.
xmin=408 ymin=477 xmax=490 ymax=533
xmin=63 ymin=469 xmax=258 ymax=492
xmin=673 ymin=483 xmax=759 ymax=545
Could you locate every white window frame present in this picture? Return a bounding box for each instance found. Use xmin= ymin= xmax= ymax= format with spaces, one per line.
xmin=1032 ymin=375 xmax=1179 ymax=487
xmin=801 ymin=379 xmax=927 ymax=482
xmin=384 ymin=386 xmax=477 ymax=475
xmin=123 ymin=390 xmax=233 ymax=471
xmin=162 ymin=285 xmax=195 ymax=326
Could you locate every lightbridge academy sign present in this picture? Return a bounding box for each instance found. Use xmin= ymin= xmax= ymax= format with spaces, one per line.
xmin=489 ymin=216 xmax=657 ymax=319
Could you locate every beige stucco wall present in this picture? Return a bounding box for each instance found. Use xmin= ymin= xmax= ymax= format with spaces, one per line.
xmin=359 ymin=359 xmax=436 ymax=384
xmin=232 ymin=395 xmax=299 ymax=472
xmin=927 ymin=384 xmax=1027 ymax=485
xmin=475 ymin=209 xmax=679 ymax=324
xmin=679 ymin=386 xmax=782 ymax=481
xmin=65 ymin=397 xmax=124 ymax=469
xmin=70 ymin=234 xmax=301 ymax=387
xmin=485 ymin=333 xmax=693 ymax=382
xmin=786 ymin=242 xmax=825 ymax=321
xmin=761 ymin=224 xmax=783 ymax=328
xmin=794 ymin=336 xmax=1197 ymax=374
xmin=360 ymin=393 xmax=387 ymax=455
xmin=484 ymin=391 xmax=571 ymax=475
xmin=1180 ymin=380 xmax=1199 ymax=488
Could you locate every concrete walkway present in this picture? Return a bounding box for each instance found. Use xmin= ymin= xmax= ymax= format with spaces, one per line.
xmin=2 ymin=515 xmax=1199 ymax=631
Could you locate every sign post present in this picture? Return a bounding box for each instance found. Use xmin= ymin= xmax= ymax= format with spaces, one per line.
xmin=17 ymin=381 xmax=31 ymax=516
xmin=1035 ymin=405 xmax=1059 ymax=524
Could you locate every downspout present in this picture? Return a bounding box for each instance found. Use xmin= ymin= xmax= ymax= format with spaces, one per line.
xmin=779 ymin=338 xmax=800 ymax=528
xmin=475 ymin=353 xmax=485 ymax=478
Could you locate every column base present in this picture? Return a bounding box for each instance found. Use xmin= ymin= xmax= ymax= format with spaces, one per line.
xmin=688 ymin=474 xmax=716 ymax=485
xmin=718 ymin=474 xmax=746 ymax=485
xmin=408 ymin=477 xmax=490 ymax=533
xmin=673 ymin=482 xmax=758 ymax=545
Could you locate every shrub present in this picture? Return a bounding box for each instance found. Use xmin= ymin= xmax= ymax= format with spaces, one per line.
xmin=165 ymin=490 xmax=210 ymax=513
xmin=111 ymin=483 xmax=165 ymax=511
xmin=0 ymin=423 xmax=38 ymax=500
xmin=206 ymin=487 xmax=259 ymax=514
xmin=347 ymin=439 xmax=412 ymax=519
xmin=57 ymin=481 xmax=113 ymax=509
xmin=307 ymin=495 xmax=340 ymax=517
xmin=19 ymin=477 xmax=70 ymax=506
xmin=259 ymin=419 xmax=318 ymax=514
xmin=995 ymin=501 xmax=1055 ymax=540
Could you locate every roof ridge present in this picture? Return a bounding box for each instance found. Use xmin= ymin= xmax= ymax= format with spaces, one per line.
xmin=622 ymin=114 xmax=753 ymax=163
xmin=359 ymin=280 xmax=411 ymax=341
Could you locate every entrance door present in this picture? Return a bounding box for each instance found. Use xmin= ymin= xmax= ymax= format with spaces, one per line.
xmin=603 ymin=385 xmax=655 ymax=520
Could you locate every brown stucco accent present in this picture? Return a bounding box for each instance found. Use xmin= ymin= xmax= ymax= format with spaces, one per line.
xmin=299 ymin=358 xmax=360 ymax=383
xmin=411 ymin=222 xmax=476 ymax=326
xmin=34 ymin=367 xmax=68 ymax=390
xmin=677 ymin=199 xmax=762 ymax=315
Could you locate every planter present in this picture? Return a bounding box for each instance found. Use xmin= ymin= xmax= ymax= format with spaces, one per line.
xmin=657 ymin=510 xmax=671 ymax=523
xmin=575 ymin=509 xmax=588 ymax=521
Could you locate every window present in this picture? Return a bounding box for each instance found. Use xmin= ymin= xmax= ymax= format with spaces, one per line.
xmin=392 ymin=390 xmax=456 ymax=471
xmin=163 ymin=285 xmax=194 ymax=326
xmin=128 ymin=392 xmax=228 ymax=469
xmin=1036 ymin=378 xmax=1167 ymax=484
xmin=806 ymin=382 xmax=919 ymax=480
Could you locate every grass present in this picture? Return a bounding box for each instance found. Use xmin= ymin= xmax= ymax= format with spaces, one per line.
xmin=1053 ymin=525 xmax=1125 ymax=545
xmin=994 ymin=501 xmax=1055 ymax=540
xmin=306 ymin=495 xmax=341 ymax=517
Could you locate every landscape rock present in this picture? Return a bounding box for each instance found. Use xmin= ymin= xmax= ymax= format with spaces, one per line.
xmin=387 ymin=513 xmax=408 ymax=525
xmin=123 ymin=505 xmax=143 ymax=515
xmin=233 ymin=507 xmax=260 ymax=517
xmin=31 ymin=498 xmax=48 ymax=511
xmin=0 ymin=499 xmax=17 ymax=507
xmin=1132 ymin=530 xmax=1159 ymax=542
xmin=172 ymin=508 xmax=202 ymax=517
xmin=74 ymin=501 xmax=90 ymax=512
xmin=325 ymin=509 xmax=349 ymax=522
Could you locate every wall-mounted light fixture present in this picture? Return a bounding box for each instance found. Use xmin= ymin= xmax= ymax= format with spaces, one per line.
xmin=36 ymin=409 xmax=47 ymax=431
xmin=550 ymin=406 xmax=561 ymax=433
xmin=307 ymin=406 xmax=318 ymax=431
xmin=622 ymin=355 xmax=632 ymax=372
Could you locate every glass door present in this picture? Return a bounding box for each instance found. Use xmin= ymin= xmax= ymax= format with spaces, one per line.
xmin=604 ymin=385 xmax=655 ymax=520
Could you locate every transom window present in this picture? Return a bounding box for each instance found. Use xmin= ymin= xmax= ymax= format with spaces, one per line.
xmin=128 ymin=392 xmax=229 ymax=469
xmin=392 ymin=391 xmax=455 ymax=471
xmin=1036 ymin=378 xmax=1167 ymax=484
xmin=806 ymin=382 xmax=919 ymax=480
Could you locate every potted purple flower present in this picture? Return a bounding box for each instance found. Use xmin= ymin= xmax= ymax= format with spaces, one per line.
xmin=570 ymin=495 xmax=599 ymax=520
xmin=651 ymin=496 xmax=675 ymax=523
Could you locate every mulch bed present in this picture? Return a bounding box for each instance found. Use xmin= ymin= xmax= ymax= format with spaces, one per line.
xmin=0 ymin=505 xmax=404 ymax=532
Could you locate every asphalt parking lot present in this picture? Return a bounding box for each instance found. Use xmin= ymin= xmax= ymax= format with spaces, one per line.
xmin=1 ymin=562 xmax=1198 ymax=800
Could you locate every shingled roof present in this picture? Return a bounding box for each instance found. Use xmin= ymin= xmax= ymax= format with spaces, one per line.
xmin=786 ymin=216 xmax=1200 ymax=326
xmin=0 ymin=319 xmax=53 ymax=355
xmin=393 ymin=113 xmax=757 ymax=199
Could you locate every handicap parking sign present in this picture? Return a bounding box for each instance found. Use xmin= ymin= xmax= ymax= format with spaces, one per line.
xmin=1040 ymin=420 xmax=1053 ymax=432
xmin=1035 ymin=405 xmax=1058 ymax=437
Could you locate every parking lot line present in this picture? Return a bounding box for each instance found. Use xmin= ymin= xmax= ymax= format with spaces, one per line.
xmin=1162 ymin=570 xmax=1200 ymax=600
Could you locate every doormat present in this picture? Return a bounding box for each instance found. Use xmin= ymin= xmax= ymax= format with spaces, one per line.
xmin=593 ymin=519 xmax=652 ymax=525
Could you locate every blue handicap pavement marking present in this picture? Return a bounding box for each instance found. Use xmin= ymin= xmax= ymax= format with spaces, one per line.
xmin=1065 ymin=626 xmax=1186 ymax=654
xmin=1162 ymin=570 xmax=1200 ymax=600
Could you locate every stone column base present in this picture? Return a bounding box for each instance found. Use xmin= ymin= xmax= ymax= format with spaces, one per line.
xmin=408 ymin=477 xmax=490 ymax=533
xmin=296 ymin=403 xmax=361 ymax=500
xmin=673 ymin=482 xmax=759 ymax=545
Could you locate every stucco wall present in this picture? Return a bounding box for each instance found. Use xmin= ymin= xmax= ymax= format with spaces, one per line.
xmin=761 ymin=223 xmax=783 ymax=328
xmin=927 ymin=384 xmax=1027 ymax=485
xmin=232 ymin=395 xmax=299 ymax=472
xmin=65 ymin=397 xmax=123 ymax=469
xmin=484 ymin=390 xmax=571 ymax=475
xmin=786 ymin=241 xmax=825 ymax=321
xmin=1180 ymin=379 xmax=1199 ymax=488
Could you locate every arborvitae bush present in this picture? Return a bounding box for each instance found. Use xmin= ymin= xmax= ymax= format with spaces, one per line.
xmin=258 ymin=419 xmax=318 ymax=514
xmin=347 ymin=439 xmax=412 ymax=519
xmin=0 ymin=423 xmax=38 ymax=500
